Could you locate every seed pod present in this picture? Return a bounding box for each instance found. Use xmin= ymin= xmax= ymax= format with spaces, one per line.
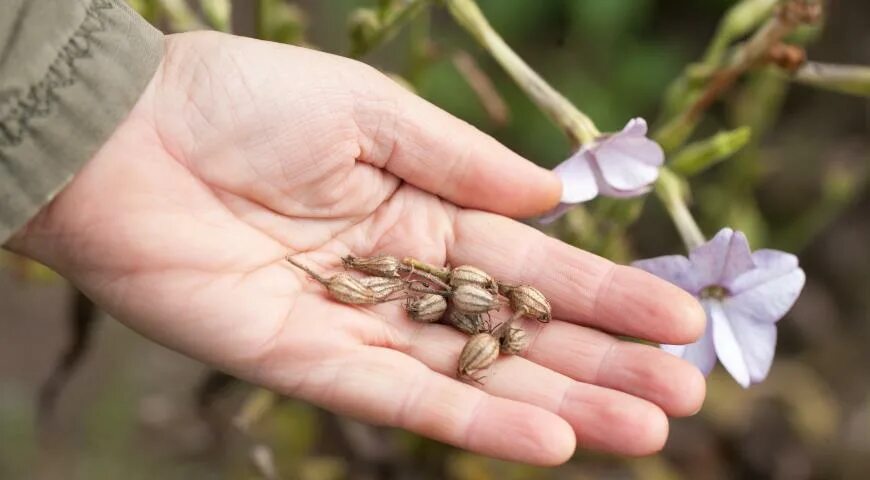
xmin=323 ymin=273 xmax=381 ymax=304
xmin=406 ymin=294 xmax=448 ymax=323
xmin=286 ymin=256 xmax=379 ymax=304
xmin=447 ymin=309 xmax=485 ymax=335
xmin=358 ymin=276 xmax=407 ymax=301
xmin=458 ymin=333 xmax=500 ymax=382
xmin=341 ymin=254 xmax=403 ymax=278
xmin=503 ymin=285 xmax=551 ymax=322
xmin=451 ymin=284 xmax=500 ymax=314
xmin=499 ymin=327 xmax=527 ymax=355
xmin=449 ymin=265 xmax=498 ymax=293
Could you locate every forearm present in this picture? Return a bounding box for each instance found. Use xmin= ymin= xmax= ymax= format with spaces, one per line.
xmin=0 ymin=0 xmax=163 ymax=243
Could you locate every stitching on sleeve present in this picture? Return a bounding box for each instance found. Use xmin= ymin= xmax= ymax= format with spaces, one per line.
xmin=0 ymin=0 xmax=115 ymax=150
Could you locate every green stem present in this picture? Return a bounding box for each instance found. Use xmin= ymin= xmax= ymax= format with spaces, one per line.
xmin=444 ymin=0 xmax=707 ymax=251
xmin=444 ymin=0 xmax=599 ymax=145
xmin=351 ymin=0 xmax=428 ymax=58
xmin=791 ymin=62 xmax=870 ymax=97
xmin=655 ymin=169 xmax=706 ymax=250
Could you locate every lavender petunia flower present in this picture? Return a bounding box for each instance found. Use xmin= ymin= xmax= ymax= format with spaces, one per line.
xmin=633 ymin=228 xmax=805 ymax=388
xmin=541 ymin=118 xmax=664 ymax=223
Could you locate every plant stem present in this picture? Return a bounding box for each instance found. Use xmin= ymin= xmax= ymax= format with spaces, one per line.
xmin=791 ymin=62 xmax=870 ymax=97
xmin=444 ymin=0 xmax=599 ymax=145
xmin=655 ymin=0 xmax=820 ymax=151
xmin=443 ymin=0 xmax=708 ymax=251
xmin=655 ymin=168 xmax=706 ymax=250
xmin=285 ymin=255 xmax=328 ymax=285
xmin=351 ymin=0 xmax=429 ymax=58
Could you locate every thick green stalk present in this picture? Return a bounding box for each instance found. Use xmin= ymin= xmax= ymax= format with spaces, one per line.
xmin=444 ymin=0 xmax=599 ymax=145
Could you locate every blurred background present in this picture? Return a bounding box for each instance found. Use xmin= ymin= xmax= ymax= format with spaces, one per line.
xmin=1 ymin=0 xmax=868 ymax=478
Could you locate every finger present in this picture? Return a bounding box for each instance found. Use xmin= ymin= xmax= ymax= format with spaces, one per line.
xmin=289 ymin=346 xmax=575 ymax=466
xmin=517 ymin=318 xmax=706 ymax=417
xmin=387 ymin=322 xmax=671 ymax=456
xmin=447 ymin=210 xmax=706 ymax=345
xmin=353 ymin=72 xmax=561 ymax=218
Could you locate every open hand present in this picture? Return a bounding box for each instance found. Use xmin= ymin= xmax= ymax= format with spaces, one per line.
xmin=8 ymin=32 xmax=706 ymax=465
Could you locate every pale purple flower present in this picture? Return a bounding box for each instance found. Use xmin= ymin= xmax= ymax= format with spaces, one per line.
xmin=541 ymin=118 xmax=664 ymax=223
xmin=633 ymin=228 xmax=805 ymax=388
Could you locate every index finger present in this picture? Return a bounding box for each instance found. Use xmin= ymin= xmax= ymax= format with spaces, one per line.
xmin=446 ymin=210 xmax=706 ymax=345
xmin=352 ymin=70 xmax=562 ymax=218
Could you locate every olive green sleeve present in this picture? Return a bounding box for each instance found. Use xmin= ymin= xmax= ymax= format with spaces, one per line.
xmin=0 ymin=0 xmax=163 ymax=243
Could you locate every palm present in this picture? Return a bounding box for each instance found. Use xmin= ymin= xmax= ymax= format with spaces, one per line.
xmin=11 ymin=33 xmax=707 ymax=465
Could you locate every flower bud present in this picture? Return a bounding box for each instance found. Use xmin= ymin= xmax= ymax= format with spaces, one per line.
xmin=458 ymin=333 xmax=500 ymax=383
xmin=358 ymin=276 xmax=407 ymax=301
xmin=451 ymin=284 xmax=500 ymax=314
xmin=501 ymin=284 xmax=551 ymax=322
xmin=499 ymin=327 xmax=527 ymax=355
xmin=406 ymin=294 xmax=448 ymax=323
xmin=449 ymin=265 xmax=498 ymax=293
xmin=342 ymin=254 xmax=403 ymax=278
xmin=447 ymin=309 xmax=485 ymax=335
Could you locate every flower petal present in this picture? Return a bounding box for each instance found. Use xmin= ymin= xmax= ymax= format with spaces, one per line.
xmin=689 ymin=228 xmax=755 ymax=288
xmin=632 ymin=255 xmax=699 ymax=293
xmin=727 ymin=264 xmax=805 ymax=324
xmin=721 ymin=300 xmax=778 ymax=385
xmin=594 ymin=138 xmax=662 ymax=191
xmin=707 ymin=299 xmax=751 ymax=387
xmin=619 ymin=117 xmax=649 ymax=137
xmin=537 ymin=202 xmax=574 ymax=225
xmin=661 ymin=323 xmax=717 ymax=376
xmin=552 ymin=150 xmax=599 ymax=203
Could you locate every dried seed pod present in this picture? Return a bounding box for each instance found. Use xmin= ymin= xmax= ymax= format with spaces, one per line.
xmin=406 ymin=294 xmax=448 ymax=323
xmin=341 ymin=254 xmax=403 ymax=278
xmin=447 ymin=309 xmax=485 ymax=335
xmin=503 ymin=285 xmax=551 ymax=322
xmin=499 ymin=327 xmax=527 ymax=355
xmin=286 ymin=256 xmax=379 ymax=304
xmin=451 ymin=284 xmax=500 ymax=314
xmin=458 ymin=333 xmax=500 ymax=383
xmin=449 ymin=265 xmax=497 ymax=293
xmin=358 ymin=276 xmax=407 ymax=301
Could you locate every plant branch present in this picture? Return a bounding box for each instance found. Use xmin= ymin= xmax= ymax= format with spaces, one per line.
xmin=655 ymin=0 xmax=821 ymax=152
xmin=444 ymin=0 xmax=599 ymax=145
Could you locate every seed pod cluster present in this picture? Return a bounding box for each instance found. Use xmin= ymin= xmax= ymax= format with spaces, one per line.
xmin=286 ymin=253 xmax=552 ymax=383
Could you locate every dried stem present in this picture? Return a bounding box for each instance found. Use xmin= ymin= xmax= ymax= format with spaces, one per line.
xmin=401 ymin=257 xmax=450 ymax=280
xmin=452 ymin=50 xmax=510 ymax=126
xmin=656 ymin=0 xmax=821 ymax=151
xmin=285 ymin=255 xmax=328 ymax=285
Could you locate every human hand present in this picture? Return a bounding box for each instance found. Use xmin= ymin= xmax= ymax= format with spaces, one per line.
xmin=7 ymin=32 xmax=706 ymax=465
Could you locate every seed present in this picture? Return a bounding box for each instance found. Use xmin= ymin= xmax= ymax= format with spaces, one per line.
xmin=286 ymin=256 xmax=379 ymax=304
xmin=358 ymin=276 xmax=407 ymax=301
xmin=406 ymin=294 xmax=448 ymax=323
xmin=449 ymin=265 xmax=497 ymax=293
xmin=457 ymin=333 xmax=500 ymax=383
xmin=447 ymin=309 xmax=485 ymax=335
xmin=451 ymin=284 xmax=500 ymax=314
xmin=341 ymin=254 xmax=404 ymax=278
xmin=499 ymin=327 xmax=527 ymax=355
xmin=503 ymin=285 xmax=551 ymax=322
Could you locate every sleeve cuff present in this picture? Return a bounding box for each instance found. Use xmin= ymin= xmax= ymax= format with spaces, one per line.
xmin=0 ymin=0 xmax=164 ymax=243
